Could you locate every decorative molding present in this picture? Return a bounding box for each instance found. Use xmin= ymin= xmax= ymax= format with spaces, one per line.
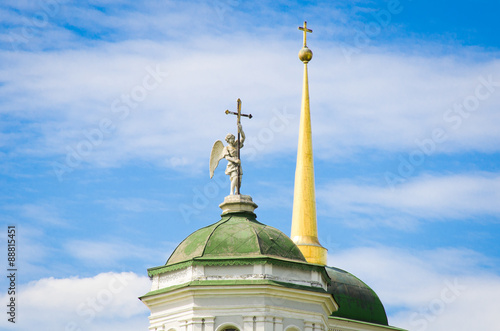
xmin=149 ymin=256 xmax=329 ymax=278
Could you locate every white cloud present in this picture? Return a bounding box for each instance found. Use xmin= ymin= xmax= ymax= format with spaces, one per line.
xmin=1 ymin=7 xmax=500 ymax=178
xmin=328 ymin=246 xmax=500 ymax=331
xmin=311 ymin=50 xmax=500 ymax=156
xmin=0 ymin=272 xmax=150 ymax=330
xmin=318 ymin=173 xmax=500 ymax=229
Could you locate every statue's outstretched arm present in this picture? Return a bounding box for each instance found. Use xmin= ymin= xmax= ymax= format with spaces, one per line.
xmin=238 ymin=123 xmax=245 ymax=145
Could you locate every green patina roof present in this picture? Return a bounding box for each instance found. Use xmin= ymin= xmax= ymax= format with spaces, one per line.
xmin=166 ymin=211 xmax=306 ymax=265
xmin=158 ymin=210 xmax=390 ymax=327
xmin=326 ymin=266 xmax=388 ymax=326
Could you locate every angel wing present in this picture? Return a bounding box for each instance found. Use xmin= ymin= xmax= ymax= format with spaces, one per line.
xmin=209 ymin=140 xmax=225 ymax=178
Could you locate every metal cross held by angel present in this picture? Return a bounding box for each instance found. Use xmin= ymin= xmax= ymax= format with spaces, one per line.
xmin=210 ymin=98 xmax=252 ymax=195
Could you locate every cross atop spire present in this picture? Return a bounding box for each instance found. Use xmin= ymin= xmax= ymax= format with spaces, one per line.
xmin=298 ymin=21 xmax=312 ymax=47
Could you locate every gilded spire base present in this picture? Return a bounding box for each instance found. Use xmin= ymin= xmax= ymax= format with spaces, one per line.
xmin=294 ymin=243 xmax=327 ymax=265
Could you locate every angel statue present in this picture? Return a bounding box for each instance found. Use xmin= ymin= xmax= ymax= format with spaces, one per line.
xmin=210 ymin=122 xmax=245 ymax=195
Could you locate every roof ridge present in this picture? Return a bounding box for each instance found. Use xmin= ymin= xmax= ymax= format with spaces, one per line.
xmin=229 ymin=217 xmax=260 ymax=254
xmin=200 ymin=216 xmax=232 ymax=257
xmin=250 ymin=220 xmax=264 ymax=255
xmin=251 ymin=219 xmax=279 ymax=257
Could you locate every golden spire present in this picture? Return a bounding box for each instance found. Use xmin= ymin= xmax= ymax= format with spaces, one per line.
xmin=291 ymin=21 xmax=327 ymax=265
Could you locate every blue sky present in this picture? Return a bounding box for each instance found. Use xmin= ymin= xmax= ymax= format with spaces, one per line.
xmin=1 ymin=1 xmax=500 ymax=330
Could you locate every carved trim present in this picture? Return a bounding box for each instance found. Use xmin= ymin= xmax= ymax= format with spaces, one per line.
xmin=148 ymin=257 xmax=327 ymax=277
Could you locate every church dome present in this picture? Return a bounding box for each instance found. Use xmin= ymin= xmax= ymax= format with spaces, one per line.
xmin=326 ymin=266 xmax=388 ymax=325
xmin=166 ymin=211 xmax=307 ymax=265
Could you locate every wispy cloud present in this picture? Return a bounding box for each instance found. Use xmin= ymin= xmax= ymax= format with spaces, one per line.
xmin=16 ymin=202 xmax=68 ymax=225
xmin=318 ymin=173 xmax=500 ymax=229
xmin=64 ymin=239 xmax=172 ymax=267
xmin=1 ymin=0 xmax=499 ymax=181
xmin=2 ymin=38 xmax=499 ymax=179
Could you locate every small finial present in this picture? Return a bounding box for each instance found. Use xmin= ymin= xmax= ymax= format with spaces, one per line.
xmin=298 ymin=21 xmax=313 ymax=63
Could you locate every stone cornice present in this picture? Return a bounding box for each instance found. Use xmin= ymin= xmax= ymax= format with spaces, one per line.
xmin=148 ymin=256 xmax=330 ymax=279
xmin=141 ymin=280 xmax=338 ymax=317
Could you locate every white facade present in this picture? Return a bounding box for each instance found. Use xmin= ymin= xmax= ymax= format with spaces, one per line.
xmin=142 ymin=260 xmax=405 ymax=331
xmin=142 ymin=261 xmax=336 ymax=331
xmin=149 ymin=263 xmax=327 ymax=292
xmin=144 ymin=284 xmax=334 ymax=331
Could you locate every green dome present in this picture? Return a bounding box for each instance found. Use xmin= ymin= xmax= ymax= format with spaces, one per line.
xmin=326 ymin=266 xmax=388 ymax=325
xmin=167 ymin=212 xmax=307 ymax=265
